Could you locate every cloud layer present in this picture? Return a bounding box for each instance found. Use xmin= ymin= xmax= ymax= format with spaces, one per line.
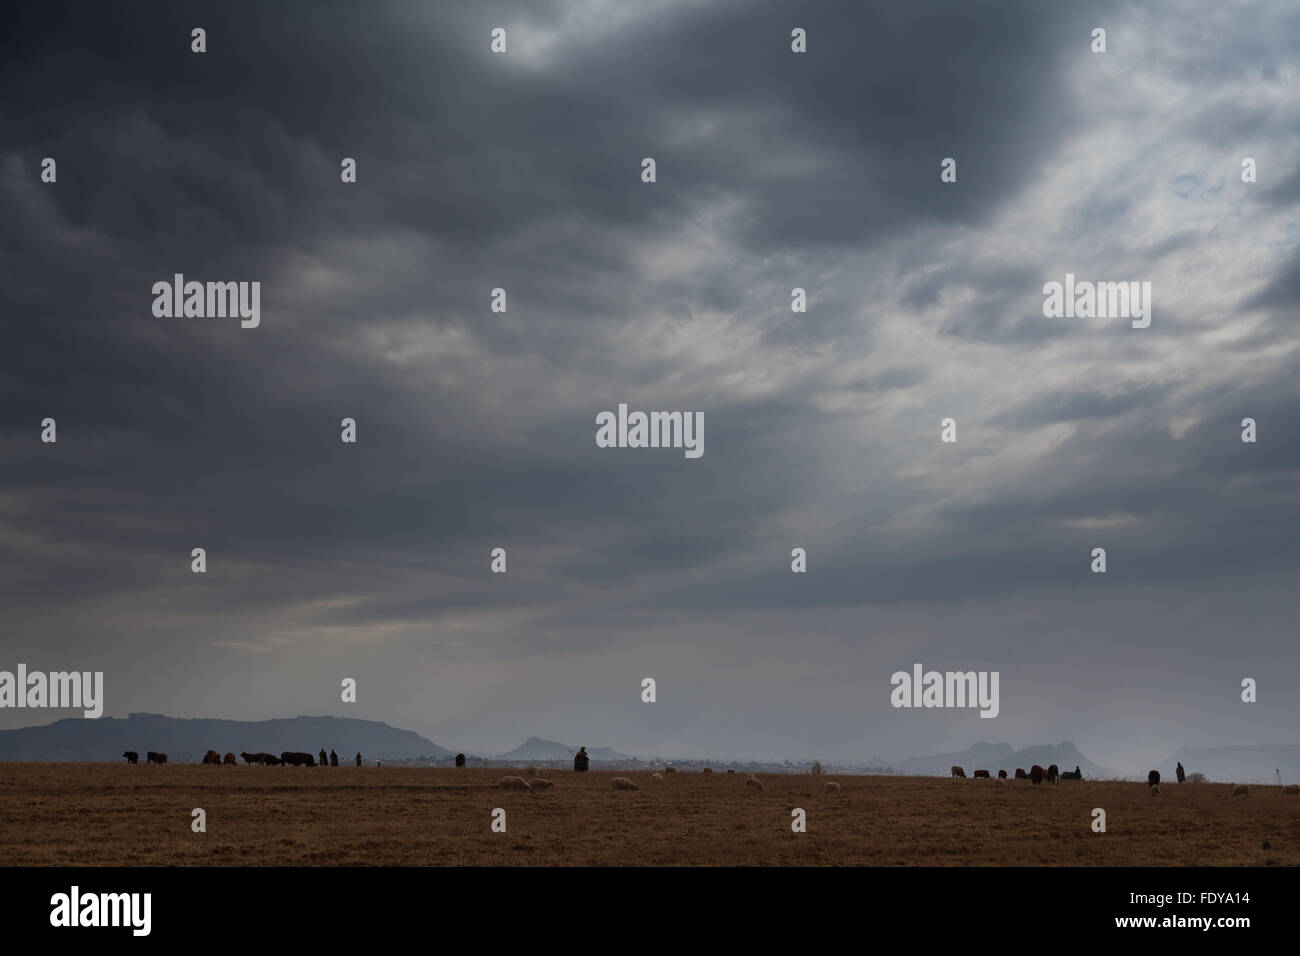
xmin=2 ymin=1 xmax=1297 ymax=771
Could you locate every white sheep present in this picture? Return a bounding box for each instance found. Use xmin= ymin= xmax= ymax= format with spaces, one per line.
xmin=650 ymin=772 xmax=664 ymax=783
xmin=745 ymin=775 xmax=765 ymax=792
xmin=498 ymin=775 xmax=530 ymax=791
xmin=611 ymin=776 xmax=639 ymax=791
xmin=528 ymin=778 xmax=554 ymax=790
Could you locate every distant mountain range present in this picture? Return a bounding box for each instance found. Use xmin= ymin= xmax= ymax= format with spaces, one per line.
xmin=493 ymin=736 xmax=630 ymax=762
xmin=1 ymin=716 xmax=1291 ymax=782
xmin=0 ymin=713 xmax=451 ymax=762
xmin=1159 ymin=745 xmax=1300 ymax=785
xmin=884 ymin=740 xmax=1112 ymax=778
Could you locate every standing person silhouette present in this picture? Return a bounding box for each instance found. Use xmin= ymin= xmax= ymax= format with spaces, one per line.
xmin=573 ymin=747 xmax=589 ymax=772
xmin=1176 ymin=762 xmax=1186 ymax=783
xmin=329 ymin=749 xmax=338 ymax=767
xmin=355 ymin=752 xmax=362 ymax=767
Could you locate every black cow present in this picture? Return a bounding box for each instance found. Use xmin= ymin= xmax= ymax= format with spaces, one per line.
xmin=123 ymin=751 xmax=138 ymax=765
xmin=455 ymin=753 xmax=466 ymax=768
xmin=1031 ymin=765 xmax=1045 ymax=785
xmin=1015 ymin=768 xmax=1028 ymax=779
xmin=1047 ymin=764 xmax=1060 ymax=784
xmin=997 ymin=769 xmax=1007 ymax=779
xmin=146 ymin=751 xmax=159 ymax=764
xmin=1148 ymin=770 xmax=1160 ymax=787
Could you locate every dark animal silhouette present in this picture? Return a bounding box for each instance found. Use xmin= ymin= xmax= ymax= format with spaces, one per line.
xmin=1060 ymin=767 xmax=1083 ymax=780
xmin=281 ymin=751 xmax=316 ymax=767
xmin=1176 ymin=762 xmax=1185 ymax=783
xmin=1148 ymin=770 xmax=1160 ymax=787
xmin=355 ymin=752 xmax=362 ymax=767
xmin=573 ymin=747 xmax=589 ymax=772
xmin=202 ymin=750 xmax=221 ymax=765
xmin=146 ymin=751 xmax=159 ymax=764
xmin=319 ymin=749 xmax=328 ymax=766
xmin=1047 ymin=764 xmax=1059 ymax=784
xmin=1031 ymin=765 xmax=1045 ymax=785
xmin=240 ymin=751 xmax=263 ymax=765
xmin=223 ymin=752 xmax=236 ymax=765
xmin=1015 ymin=768 xmax=1027 ymax=779
xmin=973 ymin=769 xmax=990 ymax=779
xmin=997 ymin=769 xmax=1007 ymax=779
xmin=156 ymin=753 xmax=167 ymax=764
xmin=455 ymin=753 xmax=466 ymax=767
xmin=264 ymin=755 xmax=282 ymax=766
xmin=951 ymin=765 xmax=966 ymax=779
xmin=329 ymin=750 xmax=338 ymax=767
xmin=123 ymin=751 xmax=138 ymax=765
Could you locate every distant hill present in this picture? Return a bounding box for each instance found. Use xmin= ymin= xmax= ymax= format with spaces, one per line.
xmin=496 ymin=736 xmax=629 ymax=762
xmin=0 ymin=713 xmax=452 ymax=762
xmin=889 ymin=740 xmax=1110 ymax=778
xmin=887 ymin=741 xmax=1013 ymax=776
xmin=1159 ymin=745 xmax=1300 ymax=784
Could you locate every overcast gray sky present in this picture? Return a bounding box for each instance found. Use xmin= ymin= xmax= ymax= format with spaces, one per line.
xmin=1 ymin=0 xmax=1297 ymax=773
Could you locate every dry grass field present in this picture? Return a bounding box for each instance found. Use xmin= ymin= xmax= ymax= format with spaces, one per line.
xmin=1 ymin=763 xmax=1296 ymax=866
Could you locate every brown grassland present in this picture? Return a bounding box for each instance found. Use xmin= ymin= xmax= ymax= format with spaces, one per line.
xmin=1 ymin=763 xmax=1297 ymax=866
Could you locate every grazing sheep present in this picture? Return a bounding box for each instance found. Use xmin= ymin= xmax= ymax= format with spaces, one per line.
xmin=1147 ymin=770 xmax=1160 ymax=787
xmin=498 ymin=775 xmax=531 ymax=791
xmin=664 ymin=766 xmax=678 ymax=774
xmin=701 ymin=768 xmax=713 ymax=774
xmin=997 ymin=770 xmax=1007 ymax=779
xmin=951 ymin=765 xmax=966 ymax=779
xmin=526 ymin=765 xmax=539 ymax=777
xmin=650 ymin=772 xmax=664 ymax=783
xmin=1232 ymin=785 xmax=1249 ymax=796
xmin=528 ymin=778 xmax=554 ymax=791
xmin=1150 ymin=785 xmax=1160 ymax=795
xmin=823 ymin=781 xmax=840 ymax=793
xmin=973 ymin=769 xmax=990 ymax=779
xmin=745 ymin=775 xmax=765 ymax=791
xmin=611 ymin=777 xmax=639 ymax=791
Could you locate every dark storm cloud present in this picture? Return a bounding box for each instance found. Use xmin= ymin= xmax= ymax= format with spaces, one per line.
xmin=1 ymin=1 xmax=1296 ymax=770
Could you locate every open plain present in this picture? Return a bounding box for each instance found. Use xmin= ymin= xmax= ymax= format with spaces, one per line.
xmin=1 ymin=763 xmax=1296 ymax=866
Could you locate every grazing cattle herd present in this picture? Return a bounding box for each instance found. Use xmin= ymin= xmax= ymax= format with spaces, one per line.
xmin=115 ymin=750 xmax=1239 ymax=798
xmin=124 ymin=749 xmax=366 ymax=767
